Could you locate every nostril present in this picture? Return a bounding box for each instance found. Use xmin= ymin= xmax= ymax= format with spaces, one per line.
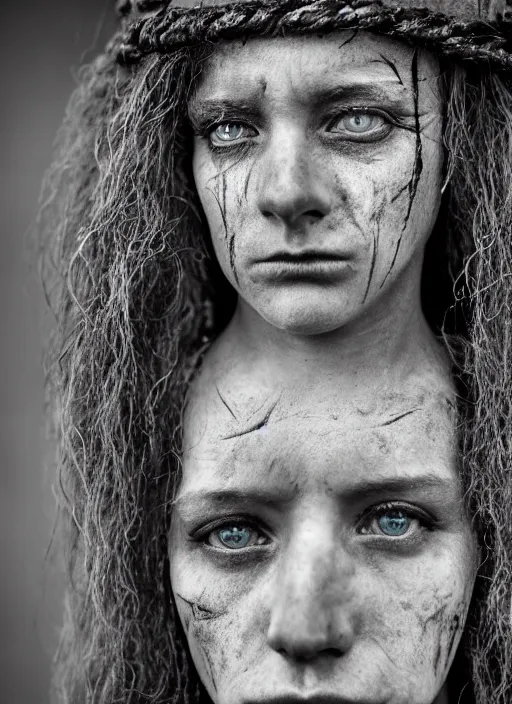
xmin=304 ymin=209 xmax=325 ymax=220
xmin=277 ymin=645 xmax=344 ymax=662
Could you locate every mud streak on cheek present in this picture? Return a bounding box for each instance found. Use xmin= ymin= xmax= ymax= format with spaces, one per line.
xmin=175 ymin=593 xmax=227 ymax=696
xmin=362 ymin=192 xmax=386 ymax=303
xmin=206 ymin=173 xmax=240 ymax=285
xmin=420 ymin=598 xmax=467 ymax=681
xmin=380 ymin=48 xmax=423 ymax=289
xmin=244 ymin=160 xmax=255 ymax=200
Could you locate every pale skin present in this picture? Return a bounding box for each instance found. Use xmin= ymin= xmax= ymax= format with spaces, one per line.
xmin=170 ymin=387 xmax=478 ymax=704
xmin=188 ymin=30 xmax=447 ymax=399
xmin=168 ymin=30 xmax=478 ymax=704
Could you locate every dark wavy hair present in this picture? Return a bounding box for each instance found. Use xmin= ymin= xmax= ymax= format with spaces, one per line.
xmin=38 ymin=30 xmax=512 ymax=704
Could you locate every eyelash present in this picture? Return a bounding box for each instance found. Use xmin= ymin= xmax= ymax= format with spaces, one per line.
xmin=356 ymin=501 xmax=436 ymax=542
xmin=193 ymin=501 xmax=436 ymax=553
xmin=197 ymin=107 xmax=412 ymax=153
xmin=194 ymin=516 xmax=271 ymax=551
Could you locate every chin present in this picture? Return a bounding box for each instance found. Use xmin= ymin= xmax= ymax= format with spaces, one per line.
xmin=257 ymin=298 xmax=354 ymax=336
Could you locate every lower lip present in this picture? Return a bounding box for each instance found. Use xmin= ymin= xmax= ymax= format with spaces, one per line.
xmin=251 ymin=259 xmax=351 ymax=281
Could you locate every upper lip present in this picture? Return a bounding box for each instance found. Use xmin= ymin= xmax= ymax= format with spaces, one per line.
xmin=258 ymin=250 xmax=349 ymax=263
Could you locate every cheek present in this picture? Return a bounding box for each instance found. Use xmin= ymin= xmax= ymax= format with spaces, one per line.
xmin=170 ymin=545 xmax=267 ymax=699
xmin=193 ymin=148 xmax=249 ymax=273
xmin=363 ymin=540 xmax=476 ymax=691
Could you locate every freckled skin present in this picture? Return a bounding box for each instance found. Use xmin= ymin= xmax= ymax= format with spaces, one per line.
xmin=192 ymin=32 xmax=444 ymax=336
xmin=170 ymin=387 xmax=478 ymax=704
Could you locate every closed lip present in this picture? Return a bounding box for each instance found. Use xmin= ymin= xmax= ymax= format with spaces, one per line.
xmin=243 ymin=697 xmax=382 ymax=704
xmin=257 ymin=250 xmax=350 ymax=263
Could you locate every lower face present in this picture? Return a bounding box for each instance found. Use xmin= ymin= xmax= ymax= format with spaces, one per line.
xmin=190 ymin=32 xmax=444 ymax=335
xmin=169 ymin=388 xmax=478 ymax=704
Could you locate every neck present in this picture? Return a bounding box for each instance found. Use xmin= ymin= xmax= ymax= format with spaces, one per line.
xmin=215 ymin=273 xmax=449 ymax=397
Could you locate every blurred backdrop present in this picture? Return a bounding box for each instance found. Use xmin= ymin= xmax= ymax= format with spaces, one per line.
xmin=0 ymin=3 xmax=116 ymax=703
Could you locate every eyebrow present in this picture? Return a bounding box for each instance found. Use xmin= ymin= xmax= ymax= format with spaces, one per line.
xmin=340 ymin=474 xmax=457 ymax=504
xmin=188 ymin=99 xmax=262 ymax=130
xmin=189 ymin=81 xmax=410 ymax=127
xmin=173 ymin=488 xmax=297 ymax=522
xmin=173 ymin=474 xmax=458 ymax=521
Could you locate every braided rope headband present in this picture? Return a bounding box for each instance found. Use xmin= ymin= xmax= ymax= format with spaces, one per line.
xmin=112 ymin=0 xmax=512 ymax=69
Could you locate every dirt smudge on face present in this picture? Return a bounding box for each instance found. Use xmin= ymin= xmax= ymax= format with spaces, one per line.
xmin=380 ymin=49 xmax=423 ymax=289
xmin=175 ymin=592 xmax=231 ymax=696
xmin=416 ymin=593 xmax=468 ymax=681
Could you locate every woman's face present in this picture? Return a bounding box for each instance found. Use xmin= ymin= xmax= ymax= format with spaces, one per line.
xmin=191 ymin=32 xmax=444 ymax=335
xmin=170 ymin=387 xmax=478 ymax=704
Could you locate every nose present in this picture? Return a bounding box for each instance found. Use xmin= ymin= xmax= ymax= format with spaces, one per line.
xmin=256 ymin=130 xmax=332 ymax=229
xmin=266 ymin=519 xmax=357 ymax=660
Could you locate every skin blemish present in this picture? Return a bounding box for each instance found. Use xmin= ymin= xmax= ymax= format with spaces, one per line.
xmin=216 ymin=385 xmax=239 ymax=420
xmin=390 ymin=181 xmax=410 ymax=203
xmin=380 ymin=49 xmax=424 ymax=289
xmin=206 ymin=178 xmax=240 ymax=284
xmin=338 ymin=30 xmax=358 ymax=49
xmin=243 ymin=160 xmax=255 ymax=200
xmin=175 ymin=592 xmax=226 ymax=621
xmin=218 ymin=171 xmax=239 ymax=284
xmin=378 ymin=407 xmax=422 ymax=427
xmin=362 ymin=215 xmax=379 ymax=304
xmin=221 ymin=394 xmax=281 ymax=440
xmin=372 ymin=54 xmax=405 ymax=85
xmin=228 ymin=231 xmax=238 ymax=284
xmin=175 ymin=592 xmax=237 ymax=697
xmin=445 ymin=612 xmax=463 ymax=665
xmin=206 ymin=186 xmax=229 ymax=244
xmin=221 ymin=170 xmax=227 ymax=218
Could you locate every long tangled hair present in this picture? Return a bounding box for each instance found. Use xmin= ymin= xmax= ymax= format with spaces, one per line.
xmin=39 ymin=28 xmax=512 ymax=704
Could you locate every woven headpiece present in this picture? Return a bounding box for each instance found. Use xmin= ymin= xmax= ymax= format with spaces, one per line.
xmin=113 ymin=0 xmax=512 ymax=69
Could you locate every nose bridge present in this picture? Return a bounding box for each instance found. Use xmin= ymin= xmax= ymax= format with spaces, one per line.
xmin=267 ymin=515 xmax=356 ymax=658
xmin=267 ymin=125 xmax=310 ymax=189
xmin=256 ymin=124 xmax=331 ymax=224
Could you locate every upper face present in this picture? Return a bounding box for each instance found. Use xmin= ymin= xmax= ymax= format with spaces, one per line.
xmin=190 ymin=33 xmax=444 ymax=335
xmin=170 ymin=386 xmax=478 ymax=704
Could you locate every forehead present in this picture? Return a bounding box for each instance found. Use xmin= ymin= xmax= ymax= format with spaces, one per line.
xmin=194 ymin=31 xmax=441 ymax=103
xmin=181 ymin=390 xmax=457 ymax=497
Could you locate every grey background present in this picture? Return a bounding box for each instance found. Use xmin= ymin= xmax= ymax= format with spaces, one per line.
xmin=0 ymin=3 xmax=116 ymax=703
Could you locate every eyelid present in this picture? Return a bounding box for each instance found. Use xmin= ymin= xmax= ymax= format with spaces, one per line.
xmin=356 ymin=500 xmax=437 ymax=535
xmin=188 ymin=514 xmax=271 ymax=543
xmin=191 ymin=112 xmax=260 ymax=137
xmin=323 ymin=106 xmax=415 ymax=134
xmin=209 ymin=121 xmax=258 ymax=145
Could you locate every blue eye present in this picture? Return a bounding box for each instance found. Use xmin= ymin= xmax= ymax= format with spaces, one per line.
xmin=376 ymin=510 xmax=410 ymax=537
xmin=218 ymin=525 xmax=251 ymax=548
xmin=209 ymin=122 xmax=255 ymax=147
xmin=328 ymin=111 xmax=389 ymax=140
xmin=207 ymin=522 xmax=268 ymax=550
xmin=358 ymin=503 xmax=430 ymax=540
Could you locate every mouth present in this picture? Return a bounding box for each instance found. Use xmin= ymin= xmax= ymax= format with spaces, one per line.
xmin=243 ymin=697 xmax=381 ymax=704
xmin=263 ymin=250 xmax=349 ymax=263
xmin=251 ymin=250 xmax=352 ymax=281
